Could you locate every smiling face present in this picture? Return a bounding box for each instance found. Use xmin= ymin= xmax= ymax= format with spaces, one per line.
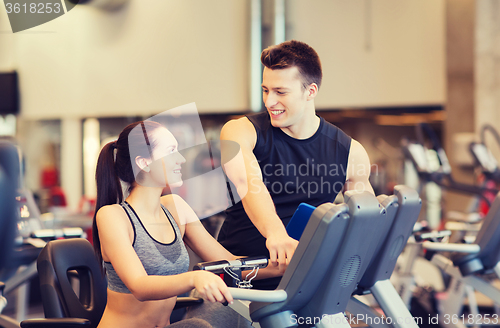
xmin=262 ymin=66 xmax=317 ymax=134
xmin=152 ymin=127 xmax=186 ymax=188
xmin=137 ymin=127 xmax=186 ymax=189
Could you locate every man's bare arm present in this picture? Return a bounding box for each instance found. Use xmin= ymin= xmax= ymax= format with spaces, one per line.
xmin=344 ymin=139 xmax=375 ymax=194
xmin=221 ymin=117 xmax=298 ymax=270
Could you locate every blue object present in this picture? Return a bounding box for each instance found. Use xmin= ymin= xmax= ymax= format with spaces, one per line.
xmin=286 ymin=203 xmax=317 ymax=241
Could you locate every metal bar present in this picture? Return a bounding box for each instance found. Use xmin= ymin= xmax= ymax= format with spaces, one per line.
xmin=371 ymin=280 xmax=419 ymax=328
xmin=4 ymin=262 xmax=37 ymax=294
xmin=347 ymin=297 xmax=392 ymax=328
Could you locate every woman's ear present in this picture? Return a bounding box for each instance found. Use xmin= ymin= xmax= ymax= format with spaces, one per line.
xmin=135 ymin=156 xmax=151 ymax=172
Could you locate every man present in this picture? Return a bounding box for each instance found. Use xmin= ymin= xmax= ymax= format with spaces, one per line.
xmin=219 ymin=40 xmax=374 ymax=290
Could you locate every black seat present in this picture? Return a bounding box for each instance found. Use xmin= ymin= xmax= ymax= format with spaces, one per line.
xmin=39 ymin=239 xmax=106 ymax=326
xmin=20 ymin=239 xmax=107 ymax=328
xmin=20 ymin=238 xmax=202 ymax=328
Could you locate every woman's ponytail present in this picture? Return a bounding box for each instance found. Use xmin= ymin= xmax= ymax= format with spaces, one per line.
xmin=91 ymin=120 xmax=163 ymax=274
xmin=92 ymin=141 xmax=122 ymax=273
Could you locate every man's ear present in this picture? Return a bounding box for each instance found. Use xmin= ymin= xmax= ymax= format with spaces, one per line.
xmin=135 ymin=156 xmax=151 ymax=172
xmin=306 ymin=83 xmax=318 ymax=101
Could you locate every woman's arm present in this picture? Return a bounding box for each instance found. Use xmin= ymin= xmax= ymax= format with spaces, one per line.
xmin=161 ymin=195 xmax=288 ymax=281
xmin=161 ymin=194 xmax=235 ymax=262
xmin=96 ymin=205 xmax=232 ymax=303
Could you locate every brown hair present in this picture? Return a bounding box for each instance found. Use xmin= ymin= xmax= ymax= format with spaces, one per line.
xmin=261 ymin=40 xmax=322 ymax=89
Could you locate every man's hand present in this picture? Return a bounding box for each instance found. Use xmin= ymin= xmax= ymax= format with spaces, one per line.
xmin=265 ymin=230 xmax=299 ymax=273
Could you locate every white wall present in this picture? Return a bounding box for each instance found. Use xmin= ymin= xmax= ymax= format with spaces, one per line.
xmin=288 ymin=0 xmax=446 ymax=109
xmin=3 ymin=0 xmax=250 ymax=119
xmin=1 ymin=0 xmax=449 ymax=118
xmin=0 ymin=4 xmax=15 ymax=71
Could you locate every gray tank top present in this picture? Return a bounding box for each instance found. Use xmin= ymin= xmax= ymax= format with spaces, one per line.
xmin=104 ymin=201 xmax=190 ymax=293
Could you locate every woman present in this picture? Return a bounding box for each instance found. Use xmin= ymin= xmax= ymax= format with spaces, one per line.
xmin=92 ymin=120 xmax=239 ymax=328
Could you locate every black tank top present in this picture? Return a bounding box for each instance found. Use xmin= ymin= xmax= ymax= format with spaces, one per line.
xmin=218 ymin=112 xmax=351 ymax=290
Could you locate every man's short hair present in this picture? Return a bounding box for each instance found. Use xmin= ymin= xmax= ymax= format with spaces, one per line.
xmin=261 ymin=40 xmax=322 ymax=90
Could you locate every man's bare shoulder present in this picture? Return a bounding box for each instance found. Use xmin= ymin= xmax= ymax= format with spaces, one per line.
xmin=349 ymin=139 xmax=364 ymax=153
xmin=348 ymin=139 xmax=370 ymax=166
xmin=221 ymin=117 xmax=255 ymax=137
xmin=346 ymin=138 xmax=375 ymax=194
xmin=220 ymin=116 xmax=257 ymax=148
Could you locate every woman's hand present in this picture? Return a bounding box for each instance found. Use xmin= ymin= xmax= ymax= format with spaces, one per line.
xmin=191 ymin=271 xmax=233 ymax=304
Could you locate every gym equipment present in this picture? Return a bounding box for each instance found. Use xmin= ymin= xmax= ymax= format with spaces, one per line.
xmin=0 ymin=140 xmax=41 ymax=327
xmin=194 ymin=256 xmax=269 ymax=289
xmin=422 ymin=191 xmax=500 ymax=328
xmin=392 ymin=228 xmax=452 ymax=311
xmin=0 ymin=142 xmax=85 ymax=323
xmin=285 ymin=203 xmax=317 ymax=241
xmin=390 ymin=188 xmax=500 ymax=328
xmin=198 ymin=190 xmax=406 ymax=328
xmin=251 ymin=191 xmax=392 ymax=328
xmin=0 ymin=141 xmax=86 ymax=327
xmin=402 ymin=123 xmax=498 ymax=237
xmin=402 ymin=123 xmax=498 ymax=207
xmin=0 ymin=140 xmax=21 ymax=328
xmin=1 ymin=189 xmax=64 ymax=323
xmin=469 ymin=124 xmax=500 ymax=217
xmin=469 ymin=124 xmax=500 ymax=183
xmin=0 ymin=141 xmax=19 ymax=274
xmin=19 ymin=238 xmax=107 ymax=328
xmin=347 ymin=186 xmax=422 ymax=328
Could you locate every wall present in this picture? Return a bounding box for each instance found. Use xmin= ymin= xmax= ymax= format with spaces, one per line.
xmin=1 ymin=0 xmax=250 ymax=119
xmin=287 ymin=0 xmax=446 ymax=109
xmin=1 ymin=0 xmax=449 ymax=119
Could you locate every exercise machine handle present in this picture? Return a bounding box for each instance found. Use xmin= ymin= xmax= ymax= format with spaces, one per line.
xmin=193 ymin=256 xmax=268 ymax=274
xmin=228 ymin=287 xmax=287 ymax=302
xmin=422 ymin=241 xmax=480 ymax=254
xmin=413 ymin=230 xmax=451 ymax=242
